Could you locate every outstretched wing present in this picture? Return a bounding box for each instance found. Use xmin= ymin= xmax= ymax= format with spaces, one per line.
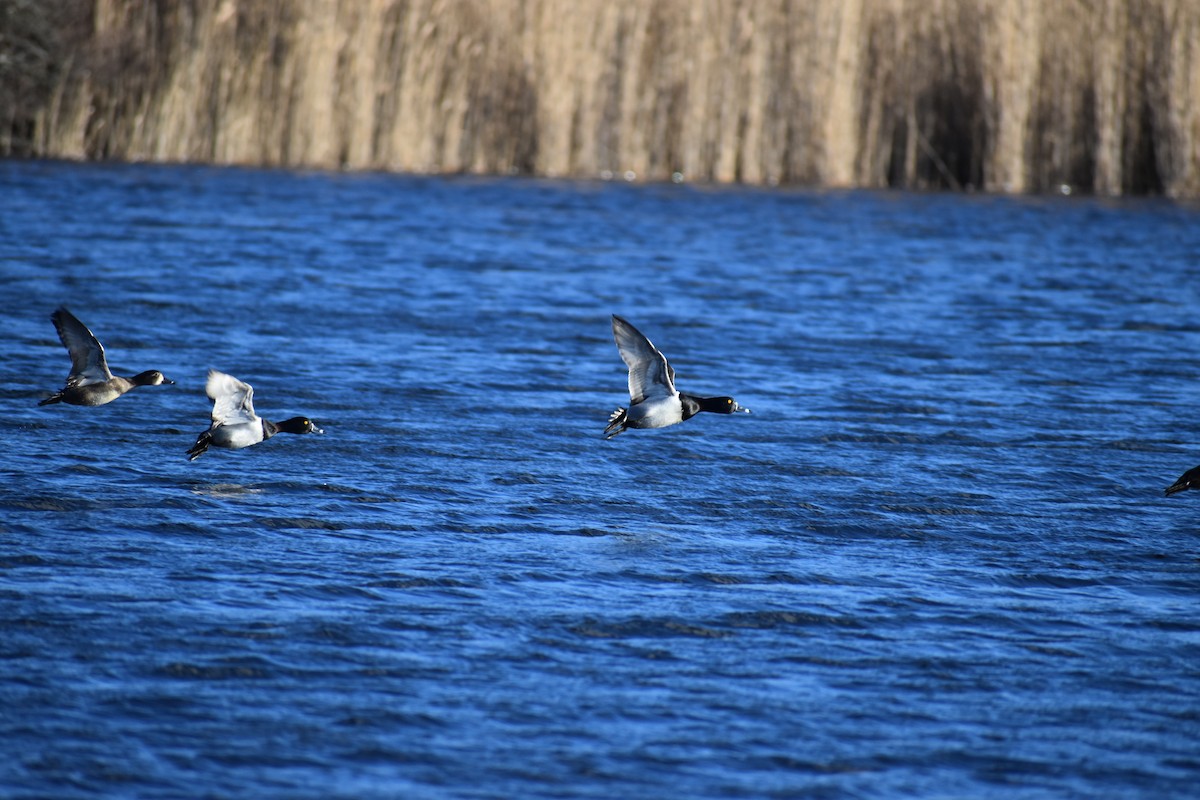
xmin=206 ymin=370 xmax=257 ymax=425
xmin=612 ymin=315 xmax=677 ymax=404
xmin=52 ymin=307 xmax=112 ymax=386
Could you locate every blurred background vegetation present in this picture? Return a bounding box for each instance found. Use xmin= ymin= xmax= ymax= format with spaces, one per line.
xmin=2 ymin=0 xmax=1196 ymax=196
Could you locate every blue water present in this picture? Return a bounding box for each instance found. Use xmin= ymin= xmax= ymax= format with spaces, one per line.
xmin=2 ymin=160 xmax=1200 ymax=798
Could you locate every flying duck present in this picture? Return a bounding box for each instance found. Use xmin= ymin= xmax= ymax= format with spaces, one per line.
xmin=187 ymin=369 xmax=322 ymax=460
xmin=604 ymin=314 xmax=749 ymax=440
xmin=39 ymin=306 xmax=173 ymax=406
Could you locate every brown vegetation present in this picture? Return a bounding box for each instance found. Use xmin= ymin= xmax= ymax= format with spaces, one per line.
xmin=6 ymin=0 xmax=1199 ymax=195
xmin=0 ymin=0 xmax=87 ymax=154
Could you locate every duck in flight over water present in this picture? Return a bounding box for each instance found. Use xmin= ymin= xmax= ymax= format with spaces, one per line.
xmin=187 ymin=369 xmax=323 ymax=460
xmin=604 ymin=314 xmax=749 ymax=440
xmin=39 ymin=306 xmax=173 ymax=406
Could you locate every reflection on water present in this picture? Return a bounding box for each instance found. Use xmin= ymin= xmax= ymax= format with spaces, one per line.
xmin=190 ymin=483 xmax=264 ymax=499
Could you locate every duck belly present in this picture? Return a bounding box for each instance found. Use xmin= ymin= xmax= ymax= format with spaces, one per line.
xmin=626 ymin=397 xmax=683 ymax=429
xmin=209 ymin=423 xmax=266 ymax=450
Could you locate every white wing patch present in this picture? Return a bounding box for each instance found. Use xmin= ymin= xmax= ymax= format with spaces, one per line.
xmin=206 ymin=370 xmax=258 ymax=426
xmin=612 ymin=315 xmax=678 ymax=404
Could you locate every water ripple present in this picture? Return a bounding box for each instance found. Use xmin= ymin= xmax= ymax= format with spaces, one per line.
xmin=1 ymin=163 xmax=1198 ymax=799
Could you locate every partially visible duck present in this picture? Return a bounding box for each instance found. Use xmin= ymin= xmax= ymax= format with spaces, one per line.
xmin=604 ymin=314 xmax=749 ymax=440
xmin=1165 ymin=465 xmax=1200 ymax=497
xmin=187 ymin=369 xmax=323 ymax=461
xmin=39 ymin=306 xmax=173 ymax=407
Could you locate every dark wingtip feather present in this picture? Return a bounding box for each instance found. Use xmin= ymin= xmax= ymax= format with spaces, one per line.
xmin=186 ymin=431 xmax=212 ymax=461
xmin=603 ymin=407 xmax=627 ymax=440
xmin=1165 ymin=465 xmax=1200 ymax=497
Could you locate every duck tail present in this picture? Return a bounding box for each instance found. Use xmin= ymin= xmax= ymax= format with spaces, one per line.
xmin=37 ymin=391 xmax=63 ymax=407
xmin=603 ymin=407 xmax=628 ymax=440
xmin=186 ymin=431 xmax=212 ymax=461
xmin=1165 ymin=465 xmax=1200 ymax=497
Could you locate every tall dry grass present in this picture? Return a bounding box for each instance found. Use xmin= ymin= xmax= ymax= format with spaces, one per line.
xmin=11 ymin=0 xmax=1200 ymax=195
xmin=0 ymin=0 xmax=88 ymax=154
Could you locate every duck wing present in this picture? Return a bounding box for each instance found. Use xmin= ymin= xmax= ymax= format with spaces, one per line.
xmin=612 ymin=315 xmax=677 ymax=404
xmin=205 ymin=370 xmax=258 ymax=425
xmin=52 ymin=307 xmax=112 ymax=386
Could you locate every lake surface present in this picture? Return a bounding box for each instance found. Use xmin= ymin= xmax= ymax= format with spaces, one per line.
xmin=2 ymin=160 xmax=1199 ymax=798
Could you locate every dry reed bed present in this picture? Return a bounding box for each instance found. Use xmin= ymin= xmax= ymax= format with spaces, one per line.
xmin=14 ymin=0 xmax=1200 ymax=195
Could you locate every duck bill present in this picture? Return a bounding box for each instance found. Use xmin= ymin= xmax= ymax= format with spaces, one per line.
xmin=734 ymin=403 xmax=750 ymax=414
